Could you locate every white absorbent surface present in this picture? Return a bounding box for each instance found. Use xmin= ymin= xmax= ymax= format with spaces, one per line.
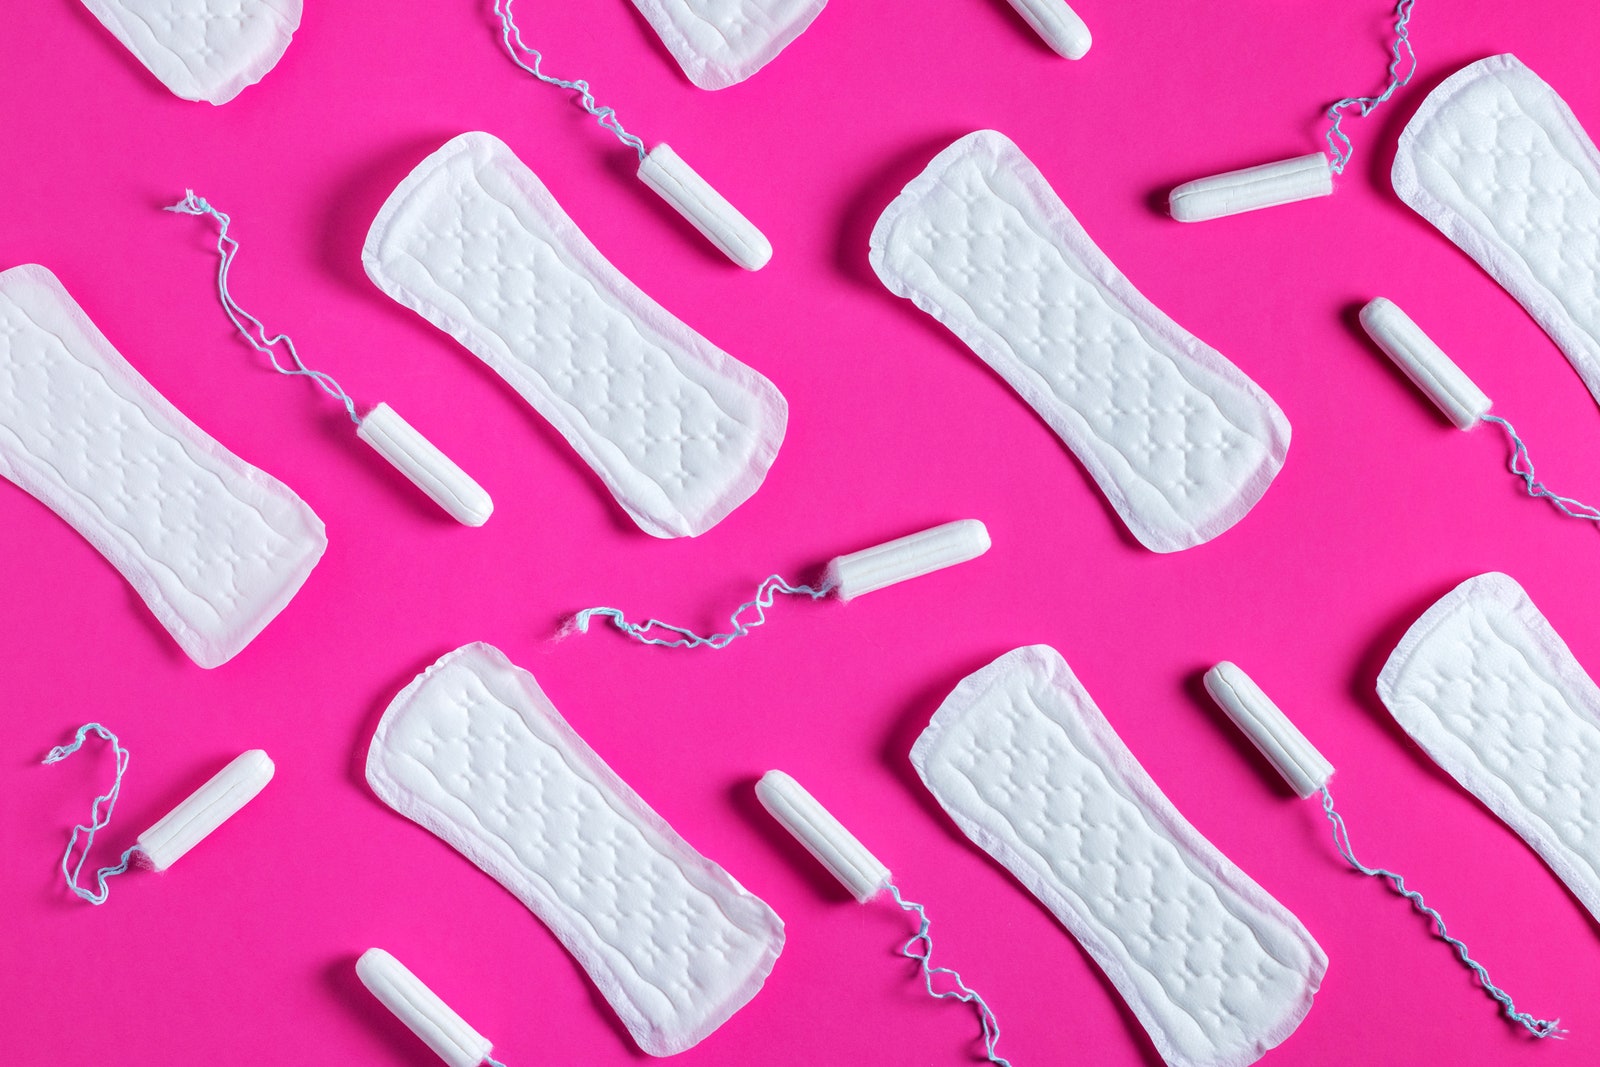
xmin=628 ymin=0 xmax=826 ymax=90
xmin=80 ymin=0 xmax=301 ymax=104
xmin=1394 ymin=54 xmax=1600 ymax=408
xmin=912 ymin=645 xmax=1326 ymax=1067
xmin=357 ymin=948 xmax=494 ymax=1067
xmin=872 ymin=131 xmax=1291 ymax=553
xmin=1379 ymin=572 xmax=1600 ymax=923
xmin=366 ymin=642 xmax=784 ymax=1056
xmin=364 ymin=132 xmax=787 ymax=539
xmin=0 ymin=264 xmax=325 ymax=668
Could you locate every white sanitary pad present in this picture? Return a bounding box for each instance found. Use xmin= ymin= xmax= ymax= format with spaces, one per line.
xmin=912 ymin=645 xmax=1326 ymax=1067
xmin=0 ymin=264 xmax=325 ymax=668
xmin=627 ymin=0 xmax=825 ymax=90
xmin=363 ymin=132 xmax=787 ymax=538
xmin=1379 ymin=572 xmax=1600 ymax=923
xmin=366 ymin=642 xmax=784 ymax=1056
xmin=1394 ymin=55 xmax=1600 ymax=406
xmin=80 ymin=0 xmax=301 ymax=104
xmin=872 ymin=131 xmax=1290 ymax=552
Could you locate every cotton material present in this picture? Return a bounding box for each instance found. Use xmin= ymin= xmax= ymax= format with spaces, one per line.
xmin=0 ymin=264 xmax=325 ymax=668
xmin=912 ymin=645 xmax=1326 ymax=1067
xmin=363 ymin=132 xmax=787 ymax=539
xmin=1394 ymin=55 xmax=1600 ymax=408
xmin=627 ymin=0 xmax=826 ymax=89
xmin=872 ymin=131 xmax=1291 ymax=553
xmin=80 ymin=0 xmax=301 ymax=104
xmin=1379 ymin=572 xmax=1600 ymax=923
xmin=366 ymin=642 xmax=785 ymax=1056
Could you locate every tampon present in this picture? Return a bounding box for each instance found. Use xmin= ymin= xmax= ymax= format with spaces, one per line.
xmin=1359 ymin=297 xmax=1492 ymax=430
xmin=824 ymin=519 xmax=991 ymax=602
xmin=637 ymin=144 xmax=772 ymax=271
xmin=1168 ymin=153 xmax=1334 ymax=223
xmin=1203 ymin=663 xmax=1333 ymax=798
xmin=135 ymin=750 xmax=274 ymax=871
xmin=1003 ymin=0 xmax=1091 ymax=60
xmin=356 ymin=948 xmax=495 ymax=1067
xmin=756 ymin=770 xmax=891 ymax=902
xmin=357 ymin=403 xmax=494 ymax=526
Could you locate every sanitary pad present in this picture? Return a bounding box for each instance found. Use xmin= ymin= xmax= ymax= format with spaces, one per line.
xmin=627 ymin=0 xmax=825 ymax=89
xmin=0 ymin=264 xmax=325 ymax=668
xmin=80 ymin=0 xmax=301 ymax=104
xmin=366 ymin=643 xmax=784 ymax=1055
xmin=364 ymin=132 xmax=787 ymax=538
xmin=1394 ymin=55 xmax=1600 ymax=406
xmin=1379 ymin=572 xmax=1600 ymax=923
xmin=912 ymin=645 xmax=1326 ymax=1067
xmin=872 ymin=131 xmax=1290 ymax=552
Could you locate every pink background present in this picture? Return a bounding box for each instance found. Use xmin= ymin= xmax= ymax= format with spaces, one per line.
xmin=4 ymin=1 xmax=1600 ymax=1063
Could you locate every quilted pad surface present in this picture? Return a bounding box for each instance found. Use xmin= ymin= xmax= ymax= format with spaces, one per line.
xmin=80 ymin=0 xmax=301 ymax=104
xmin=0 ymin=264 xmax=325 ymax=668
xmin=363 ymin=132 xmax=787 ymax=539
xmin=871 ymin=131 xmax=1290 ymax=553
xmin=1379 ymin=572 xmax=1600 ymax=923
xmin=912 ymin=645 xmax=1326 ymax=1067
xmin=1395 ymin=54 xmax=1600 ymax=407
xmin=627 ymin=0 xmax=826 ymax=89
xmin=366 ymin=642 xmax=785 ymax=1056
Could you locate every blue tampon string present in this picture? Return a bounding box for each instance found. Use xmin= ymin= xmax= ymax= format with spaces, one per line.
xmin=43 ymin=723 xmax=144 ymax=906
xmin=166 ymin=191 xmax=361 ymax=425
xmin=571 ymin=575 xmax=834 ymax=649
xmin=1325 ymin=0 xmax=1416 ymax=174
xmin=1320 ymin=785 xmax=1561 ymax=1038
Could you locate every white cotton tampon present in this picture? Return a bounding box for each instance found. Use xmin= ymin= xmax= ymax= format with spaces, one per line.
xmin=756 ymin=770 xmax=891 ymax=903
xmin=357 ymin=403 xmax=494 ymax=526
xmin=1203 ymin=662 xmax=1333 ymax=799
xmin=637 ymin=144 xmax=773 ymax=271
xmin=1003 ymin=0 xmax=1091 ymax=59
xmin=356 ymin=948 xmax=495 ymax=1067
xmin=1359 ymin=297 xmax=1493 ymax=430
xmin=134 ymin=750 xmax=274 ymax=871
xmin=1168 ymin=153 xmax=1334 ymax=223
xmin=824 ymin=519 xmax=990 ymax=603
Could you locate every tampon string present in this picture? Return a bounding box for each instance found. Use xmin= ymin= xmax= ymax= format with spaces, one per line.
xmin=1320 ymin=785 xmax=1562 ymax=1038
xmin=166 ymin=191 xmax=360 ymax=424
xmin=1324 ymin=0 xmax=1417 ymax=174
xmin=42 ymin=723 xmax=143 ymax=905
xmin=493 ymin=0 xmax=646 ymax=160
xmin=1482 ymin=414 xmax=1600 ymax=524
xmin=572 ymin=575 xmax=833 ymax=649
xmin=890 ymin=884 xmax=1012 ymax=1066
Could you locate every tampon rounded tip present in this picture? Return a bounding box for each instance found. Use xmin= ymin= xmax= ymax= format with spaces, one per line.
xmin=357 ymin=948 xmax=495 ymax=1067
xmin=1168 ymin=153 xmax=1334 ymax=223
xmin=638 ymin=144 xmax=772 ymax=271
xmin=135 ymin=749 xmax=274 ymax=871
xmin=757 ymin=770 xmax=891 ymax=902
xmin=358 ymin=403 xmax=493 ymax=526
xmin=824 ymin=519 xmax=991 ymax=603
xmin=1203 ymin=662 xmax=1333 ymax=798
xmin=1358 ymin=297 xmax=1492 ymax=430
xmin=1005 ymin=0 xmax=1091 ymax=59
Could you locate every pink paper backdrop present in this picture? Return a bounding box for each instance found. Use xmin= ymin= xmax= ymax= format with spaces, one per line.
xmin=4 ymin=1 xmax=1599 ymax=1064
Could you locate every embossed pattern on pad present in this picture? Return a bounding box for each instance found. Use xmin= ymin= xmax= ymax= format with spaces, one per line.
xmin=871 ymin=131 xmax=1290 ymax=553
xmin=627 ymin=0 xmax=826 ymax=90
xmin=1379 ymin=572 xmax=1600 ymax=922
xmin=912 ymin=645 xmax=1325 ymax=1067
xmin=1394 ymin=55 xmax=1600 ymax=406
xmin=366 ymin=642 xmax=785 ymax=1056
xmin=0 ymin=264 xmax=325 ymax=668
xmin=363 ymin=132 xmax=787 ymax=538
xmin=80 ymin=0 xmax=301 ymax=105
